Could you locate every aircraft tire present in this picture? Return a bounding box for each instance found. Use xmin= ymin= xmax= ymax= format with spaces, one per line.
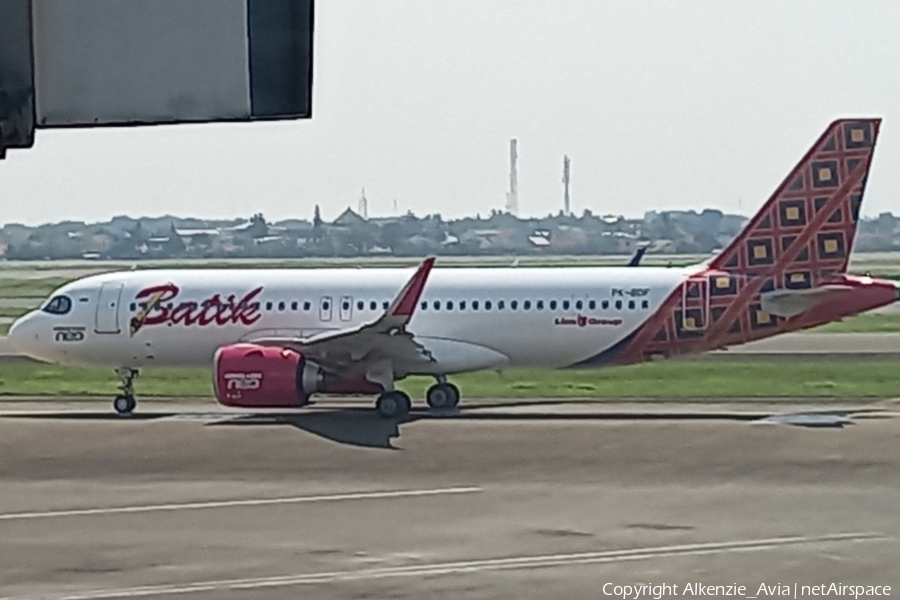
xmin=426 ymin=383 xmax=460 ymax=409
xmin=376 ymin=391 xmax=411 ymax=419
xmin=113 ymin=395 xmax=136 ymax=415
xmin=445 ymin=383 xmax=460 ymax=407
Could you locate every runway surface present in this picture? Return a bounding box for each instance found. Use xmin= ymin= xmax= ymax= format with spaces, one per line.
xmin=0 ymin=399 xmax=898 ymax=599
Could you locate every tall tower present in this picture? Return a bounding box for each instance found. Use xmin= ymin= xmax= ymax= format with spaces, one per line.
xmin=562 ymin=155 xmax=571 ymax=216
xmin=358 ymin=187 xmax=368 ymax=219
xmin=505 ymin=139 xmax=519 ymax=215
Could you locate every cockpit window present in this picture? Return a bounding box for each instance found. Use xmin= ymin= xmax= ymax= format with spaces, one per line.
xmin=42 ymin=295 xmax=72 ymax=315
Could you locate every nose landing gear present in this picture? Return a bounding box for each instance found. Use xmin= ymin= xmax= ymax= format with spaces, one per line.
xmin=114 ymin=367 xmax=139 ymax=415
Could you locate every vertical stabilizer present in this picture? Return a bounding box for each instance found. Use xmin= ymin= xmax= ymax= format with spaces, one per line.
xmin=709 ymin=119 xmax=881 ymax=282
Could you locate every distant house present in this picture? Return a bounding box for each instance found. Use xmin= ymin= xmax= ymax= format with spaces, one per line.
xmin=174 ymin=228 xmax=220 ymax=251
xmin=528 ymin=232 xmax=550 ymax=247
xmin=333 ymin=207 xmax=367 ymax=227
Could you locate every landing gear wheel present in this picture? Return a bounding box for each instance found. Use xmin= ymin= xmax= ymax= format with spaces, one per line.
xmin=113 ymin=395 xmax=136 ymax=415
xmin=376 ymin=391 xmax=411 ymax=419
xmin=114 ymin=367 xmax=139 ymax=415
xmin=426 ymin=382 xmax=460 ymax=409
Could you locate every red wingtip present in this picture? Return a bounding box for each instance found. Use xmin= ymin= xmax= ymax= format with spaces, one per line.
xmin=391 ymin=257 xmax=435 ymax=317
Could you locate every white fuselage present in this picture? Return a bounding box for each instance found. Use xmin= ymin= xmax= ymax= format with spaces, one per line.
xmin=10 ymin=266 xmax=691 ymax=373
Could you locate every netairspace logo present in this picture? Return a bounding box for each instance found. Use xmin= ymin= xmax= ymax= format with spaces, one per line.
xmin=602 ymin=583 xmax=892 ymax=599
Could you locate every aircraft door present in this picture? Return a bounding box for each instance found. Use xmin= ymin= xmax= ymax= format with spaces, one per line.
xmin=95 ymin=282 xmax=124 ymax=334
xmin=339 ymin=295 xmax=353 ymax=321
xmin=319 ymin=296 xmax=333 ymax=322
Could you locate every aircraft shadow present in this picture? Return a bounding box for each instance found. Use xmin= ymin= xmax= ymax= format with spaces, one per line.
xmin=211 ymin=404 xmax=865 ymax=447
xmin=0 ymin=401 xmax=872 ymax=449
xmin=208 ymin=410 xmax=403 ymax=449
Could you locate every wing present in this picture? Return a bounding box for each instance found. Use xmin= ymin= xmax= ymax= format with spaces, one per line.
xmin=248 ymin=257 xmax=436 ymax=374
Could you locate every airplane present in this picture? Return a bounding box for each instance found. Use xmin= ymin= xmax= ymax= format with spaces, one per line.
xmin=8 ymin=118 xmax=898 ymax=419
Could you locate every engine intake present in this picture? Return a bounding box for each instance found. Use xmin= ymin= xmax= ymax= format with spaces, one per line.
xmin=213 ymin=344 xmax=382 ymax=408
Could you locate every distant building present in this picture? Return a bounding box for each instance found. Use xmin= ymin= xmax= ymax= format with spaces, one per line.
xmin=333 ymin=207 xmax=367 ymax=227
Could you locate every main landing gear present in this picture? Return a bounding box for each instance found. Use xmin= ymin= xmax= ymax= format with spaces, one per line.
xmin=114 ymin=367 xmax=138 ymax=416
xmin=375 ymin=390 xmax=412 ymax=419
xmin=373 ymin=379 xmax=461 ymax=419
xmin=426 ymin=381 xmax=460 ymax=410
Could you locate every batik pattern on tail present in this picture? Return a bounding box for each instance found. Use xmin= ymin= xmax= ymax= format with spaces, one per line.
xmin=588 ymin=119 xmax=889 ymax=367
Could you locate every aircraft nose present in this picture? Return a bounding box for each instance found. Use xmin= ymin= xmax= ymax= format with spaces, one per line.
xmin=6 ymin=313 xmax=40 ymax=356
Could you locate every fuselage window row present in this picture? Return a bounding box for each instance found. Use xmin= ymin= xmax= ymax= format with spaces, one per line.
xmin=129 ymin=297 xmax=652 ymax=314
xmin=412 ymin=298 xmax=651 ymax=312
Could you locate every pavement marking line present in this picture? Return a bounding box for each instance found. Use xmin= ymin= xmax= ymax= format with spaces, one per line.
xmin=6 ymin=532 xmax=884 ymax=600
xmin=0 ymin=487 xmax=482 ymax=522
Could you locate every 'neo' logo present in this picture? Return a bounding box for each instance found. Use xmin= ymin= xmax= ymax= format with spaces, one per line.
xmin=224 ymin=373 xmax=263 ymax=390
xmin=53 ymin=327 xmax=85 ymax=342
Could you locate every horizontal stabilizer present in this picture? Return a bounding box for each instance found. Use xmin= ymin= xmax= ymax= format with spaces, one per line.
xmin=760 ymin=285 xmax=853 ymax=318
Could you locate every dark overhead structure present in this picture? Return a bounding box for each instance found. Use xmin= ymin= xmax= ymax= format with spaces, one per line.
xmin=1 ymin=0 xmax=314 ymax=158
xmin=0 ymin=0 xmax=35 ymax=158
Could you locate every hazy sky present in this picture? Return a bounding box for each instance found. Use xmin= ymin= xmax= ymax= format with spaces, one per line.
xmin=3 ymin=0 xmax=900 ymax=225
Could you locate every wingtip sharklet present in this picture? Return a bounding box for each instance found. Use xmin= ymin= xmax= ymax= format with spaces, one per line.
xmin=390 ymin=256 xmax=436 ymax=318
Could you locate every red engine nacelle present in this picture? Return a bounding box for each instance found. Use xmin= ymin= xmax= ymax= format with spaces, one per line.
xmin=213 ymin=344 xmax=382 ymax=408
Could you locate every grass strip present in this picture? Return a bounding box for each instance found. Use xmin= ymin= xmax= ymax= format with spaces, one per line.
xmin=0 ymin=360 xmax=897 ymax=399
xmin=809 ymin=312 xmax=900 ymax=333
xmin=0 ymin=277 xmax=71 ymax=298
xmin=0 ymin=307 xmax=32 ymax=319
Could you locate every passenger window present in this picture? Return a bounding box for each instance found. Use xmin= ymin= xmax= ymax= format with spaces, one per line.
xmin=447 ymin=300 xmax=454 ymax=310
xmin=434 ymin=300 xmax=441 ymax=310
xmin=371 ymin=301 xmax=377 ymax=310
xmin=510 ymin=300 xmax=518 ymax=310
xmin=498 ymin=300 xmax=505 ymax=310
xmin=278 ymin=301 xmax=286 ymax=311
xmin=357 ymin=300 xmax=364 ymax=310
xmin=303 ymin=301 xmax=311 ymax=311
xmin=266 ymin=301 xmax=273 ymax=311
xmin=537 ymin=300 xmax=544 ymax=310
xmin=615 ymin=300 xmax=622 ymax=310
xmin=524 ymin=300 xmax=531 ymax=310
xmin=43 ymin=295 xmax=73 ymax=316
xmin=589 ymin=300 xmax=596 ymax=310
xmin=460 ymin=300 xmax=467 ymax=310
xmin=421 ymin=301 xmax=427 ymax=310
xmin=642 ymin=299 xmax=650 ymax=309
xmin=563 ymin=300 xmax=570 ymax=310
xmin=291 ymin=301 xmax=298 ymax=311
xmin=129 ymin=303 xmax=136 ymax=311
xmin=628 ymin=300 xmax=635 ymax=310
xmin=485 ymin=300 xmax=492 ymax=310
xmin=383 ymin=301 xmax=389 ymax=309
xmin=575 ymin=300 xmax=583 ymax=310
xmin=602 ymin=300 xmax=609 ymax=310
xmin=549 ymin=300 xmax=557 ymax=310
xmin=473 ymin=300 xmax=480 ymax=310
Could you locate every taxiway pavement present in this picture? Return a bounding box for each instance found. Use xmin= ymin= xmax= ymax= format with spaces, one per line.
xmin=0 ymin=399 xmax=898 ymax=599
